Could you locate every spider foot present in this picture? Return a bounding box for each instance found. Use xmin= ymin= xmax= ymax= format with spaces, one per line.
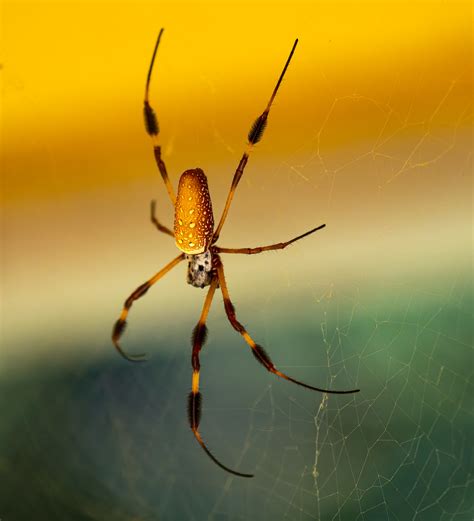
xmin=253 ymin=343 xmax=359 ymax=394
xmin=112 ymin=319 xmax=148 ymax=362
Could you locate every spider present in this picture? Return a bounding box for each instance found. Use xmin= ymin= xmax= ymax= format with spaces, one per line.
xmin=112 ymin=29 xmax=360 ymax=478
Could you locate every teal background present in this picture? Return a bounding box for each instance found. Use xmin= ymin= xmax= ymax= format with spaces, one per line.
xmin=1 ymin=272 xmax=472 ymax=520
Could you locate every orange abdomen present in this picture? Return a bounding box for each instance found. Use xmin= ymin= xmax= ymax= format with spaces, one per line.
xmin=174 ymin=169 xmax=214 ymax=254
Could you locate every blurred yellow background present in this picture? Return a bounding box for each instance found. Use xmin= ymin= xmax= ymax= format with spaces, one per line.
xmin=2 ymin=0 xmax=472 ymax=364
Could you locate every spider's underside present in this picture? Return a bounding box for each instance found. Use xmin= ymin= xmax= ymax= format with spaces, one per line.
xmin=112 ymin=29 xmax=359 ymax=479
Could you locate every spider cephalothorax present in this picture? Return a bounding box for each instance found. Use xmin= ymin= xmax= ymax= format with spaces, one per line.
xmin=112 ymin=29 xmax=359 ymax=479
xmin=186 ymin=251 xmax=213 ymax=288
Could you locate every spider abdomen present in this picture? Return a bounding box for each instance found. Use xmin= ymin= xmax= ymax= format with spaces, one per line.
xmin=174 ymin=169 xmax=214 ymax=254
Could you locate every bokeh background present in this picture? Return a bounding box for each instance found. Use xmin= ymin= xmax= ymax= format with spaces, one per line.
xmin=1 ymin=0 xmax=472 ymax=520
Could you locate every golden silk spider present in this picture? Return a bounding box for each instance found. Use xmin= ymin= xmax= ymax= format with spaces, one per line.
xmin=112 ymin=29 xmax=360 ymax=478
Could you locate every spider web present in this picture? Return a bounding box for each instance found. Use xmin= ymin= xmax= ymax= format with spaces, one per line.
xmin=4 ymin=82 xmax=471 ymax=521
xmin=195 ymin=74 xmax=472 ymax=521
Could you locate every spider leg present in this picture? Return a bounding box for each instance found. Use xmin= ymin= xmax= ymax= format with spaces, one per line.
xmin=188 ymin=277 xmax=254 ymax=478
xmin=216 ymin=224 xmax=326 ymax=255
xmin=212 ymin=39 xmax=298 ymax=244
xmin=216 ymin=261 xmax=360 ymax=395
xmin=112 ymin=253 xmax=185 ymax=362
xmin=144 ymin=29 xmax=177 ymax=206
xmin=150 ymin=200 xmax=174 ymax=238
